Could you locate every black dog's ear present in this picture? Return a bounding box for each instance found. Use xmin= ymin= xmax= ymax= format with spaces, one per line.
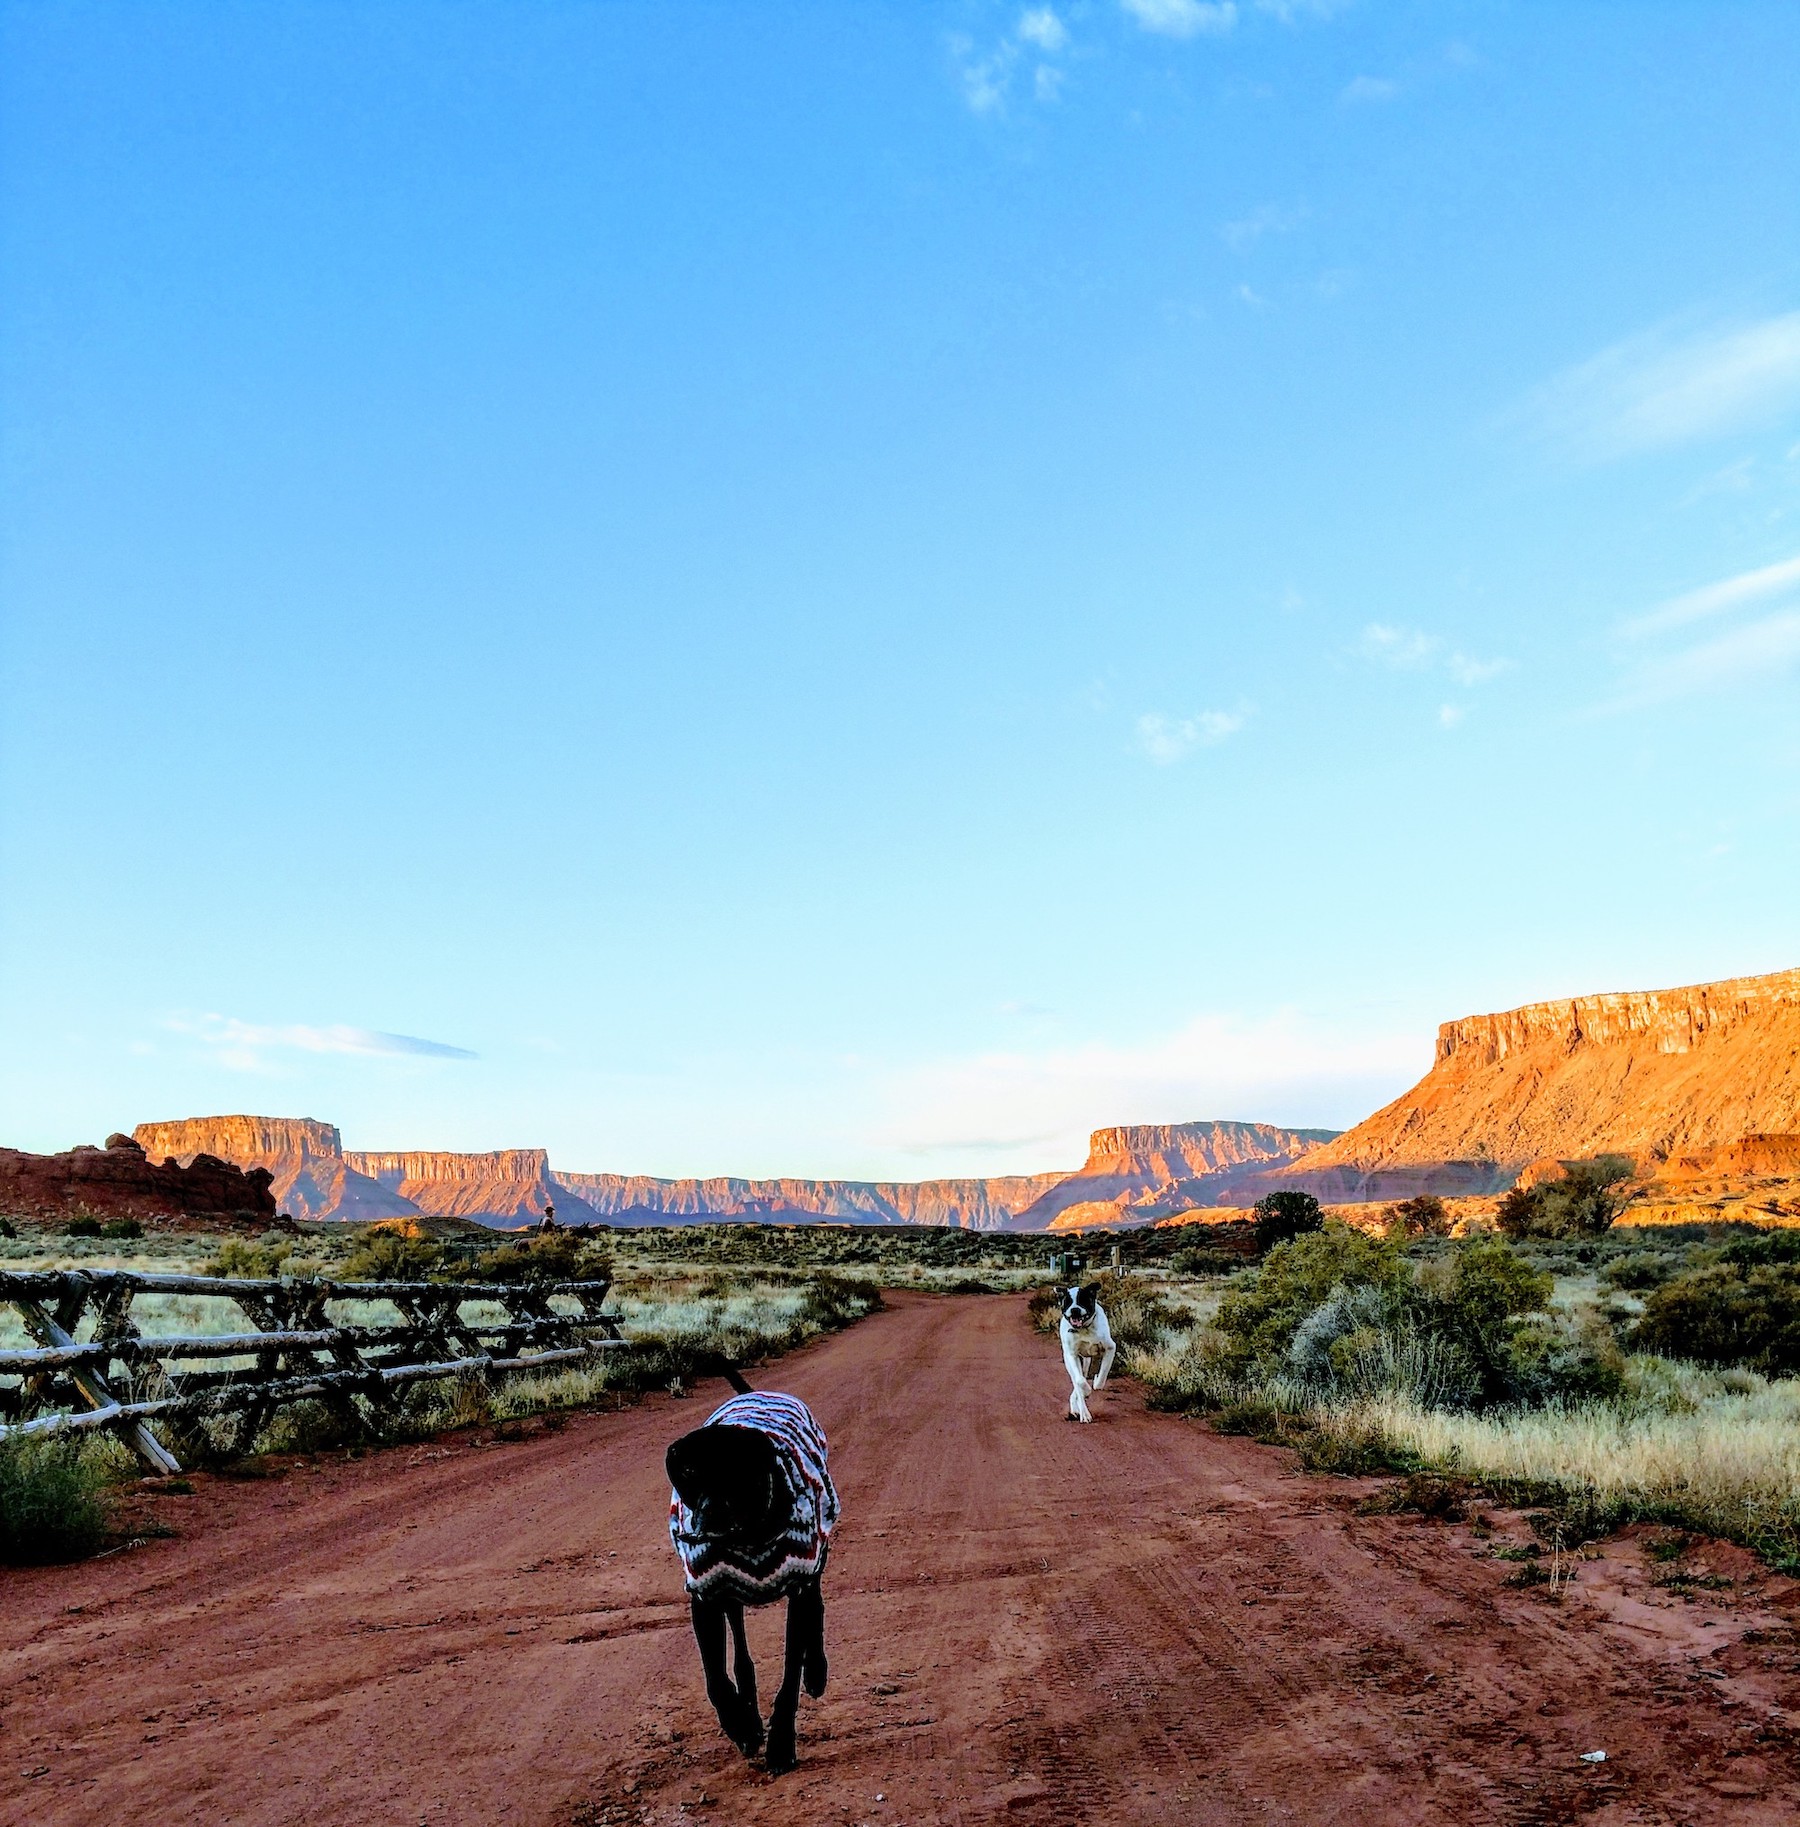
xmin=1080 ymin=1282 xmax=1099 ymax=1303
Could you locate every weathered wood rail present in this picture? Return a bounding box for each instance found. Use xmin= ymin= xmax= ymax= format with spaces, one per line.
xmin=0 ymin=1269 xmax=625 ymax=1472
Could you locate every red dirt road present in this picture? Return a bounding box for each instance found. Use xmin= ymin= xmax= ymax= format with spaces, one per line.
xmin=4 ymin=1292 xmax=1798 ymax=1825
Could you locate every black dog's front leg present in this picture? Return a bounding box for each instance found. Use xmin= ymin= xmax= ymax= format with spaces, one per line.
xmin=690 ymin=1596 xmax=764 ymax=1757
xmin=764 ymin=1577 xmax=824 ymax=1775
xmin=725 ymin=1596 xmax=758 ymax=1719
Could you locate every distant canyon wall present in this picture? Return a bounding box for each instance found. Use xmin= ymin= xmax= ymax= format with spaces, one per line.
xmin=114 ymin=1112 xmax=1338 ymax=1231
xmin=346 ymin=1148 xmax=597 ymax=1225
xmin=550 ymin=1169 xmax=1069 ymax=1231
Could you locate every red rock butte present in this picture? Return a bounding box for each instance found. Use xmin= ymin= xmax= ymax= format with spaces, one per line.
xmin=1262 ymin=965 xmax=1800 ymax=1203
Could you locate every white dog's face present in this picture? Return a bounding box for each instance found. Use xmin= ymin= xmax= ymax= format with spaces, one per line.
xmin=1059 ymin=1284 xmax=1099 ymax=1330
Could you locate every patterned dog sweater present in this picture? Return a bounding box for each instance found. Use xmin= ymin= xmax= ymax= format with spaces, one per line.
xmin=669 ymin=1390 xmax=839 ymax=1604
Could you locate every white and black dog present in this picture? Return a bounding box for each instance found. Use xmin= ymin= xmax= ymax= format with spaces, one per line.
xmin=1058 ymin=1283 xmax=1116 ymax=1422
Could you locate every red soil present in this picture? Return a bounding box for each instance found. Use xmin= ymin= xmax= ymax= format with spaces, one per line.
xmin=3 ymin=1292 xmax=1797 ymax=1824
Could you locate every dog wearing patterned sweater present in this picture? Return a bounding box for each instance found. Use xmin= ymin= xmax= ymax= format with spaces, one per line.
xmin=666 ymin=1372 xmax=838 ymax=1774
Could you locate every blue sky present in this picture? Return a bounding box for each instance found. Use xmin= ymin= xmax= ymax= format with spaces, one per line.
xmin=4 ymin=2 xmax=1799 ymax=1178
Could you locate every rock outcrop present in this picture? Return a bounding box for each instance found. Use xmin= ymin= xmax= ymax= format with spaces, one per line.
xmin=346 ymin=1149 xmax=600 ymax=1226
xmin=0 ymin=1133 xmax=277 ymax=1227
xmin=134 ymin=1116 xmax=417 ymax=1222
xmin=1260 ymin=967 xmax=1800 ymax=1202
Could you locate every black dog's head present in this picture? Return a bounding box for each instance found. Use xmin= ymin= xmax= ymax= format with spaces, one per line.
xmin=666 ymin=1423 xmax=782 ymax=1543
xmin=1060 ymin=1283 xmax=1100 ymax=1329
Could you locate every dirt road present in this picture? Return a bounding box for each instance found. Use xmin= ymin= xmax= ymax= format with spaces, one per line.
xmin=4 ymin=1293 xmax=1798 ymax=1825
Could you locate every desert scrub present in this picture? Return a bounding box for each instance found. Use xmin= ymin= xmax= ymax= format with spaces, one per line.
xmin=1342 ymin=1371 xmax=1800 ymax=1568
xmin=0 ymin=1434 xmax=120 ymax=1563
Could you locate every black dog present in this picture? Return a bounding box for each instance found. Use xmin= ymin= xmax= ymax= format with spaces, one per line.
xmin=666 ymin=1370 xmax=838 ymax=1773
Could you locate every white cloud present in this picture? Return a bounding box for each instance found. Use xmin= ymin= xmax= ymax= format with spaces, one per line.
xmin=1136 ymin=707 xmax=1249 ymax=763
xmin=1034 ymin=63 xmax=1065 ymax=102
xmin=1121 ymin=0 xmax=1238 ymax=39
xmin=1519 ymin=311 xmax=1800 ymax=461
xmin=950 ymin=34 xmax=1014 ymax=114
xmin=1341 ymin=74 xmax=1399 ymax=104
xmin=1622 ymin=553 xmax=1800 ymax=639
xmin=1018 ymin=7 xmax=1068 ymax=51
xmin=1361 ymin=625 xmax=1509 ymax=692
xmin=1221 ymin=203 xmax=1304 ymax=252
xmin=1359 ymin=623 xmax=1438 ymax=668
xmin=1608 ymin=610 xmax=1800 ymax=710
xmin=1255 ymin=0 xmax=1350 ymax=18
xmin=168 ymin=1014 xmax=476 ymax=1071
xmin=1604 ymin=554 xmax=1800 ymax=710
xmin=1437 ymin=703 xmax=1465 ymax=729
xmin=872 ymin=1009 xmax=1423 ymax=1166
xmin=1446 ymin=652 xmax=1510 ymax=687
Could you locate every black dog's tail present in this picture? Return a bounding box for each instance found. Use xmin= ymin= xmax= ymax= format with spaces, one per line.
xmin=709 ymin=1354 xmax=752 ymax=1395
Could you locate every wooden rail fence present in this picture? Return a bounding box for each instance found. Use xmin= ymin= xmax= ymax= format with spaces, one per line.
xmin=0 ymin=1269 xmax=626 ymax=1473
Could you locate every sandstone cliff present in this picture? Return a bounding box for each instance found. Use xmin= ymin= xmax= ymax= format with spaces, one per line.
xmin=552 ymin=1120 xmax=1334 ymax=1232
xmin=135 ymin=1116 xmax=417 ymax=1222
xmin=1 ymin=1134 xmax=277 ymax=1228
xmin=1261 ymin=967 xmax=1800 ymax=1202
xmin=1008 ymin=1119 xmax=1338 ymax=1229
xmin=348 ymin=1149 xmax=601 ymax=1226
xmin=551 ymin=1170 xmax=1067 ymax=1231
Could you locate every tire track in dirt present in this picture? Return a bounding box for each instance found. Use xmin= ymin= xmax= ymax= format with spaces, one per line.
xmin=2 ymin=1291 xmax=1796 ymax=1825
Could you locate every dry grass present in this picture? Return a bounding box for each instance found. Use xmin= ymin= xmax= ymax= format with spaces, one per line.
xmin=1351 ymin=1371 xmax=1800 ymax=1561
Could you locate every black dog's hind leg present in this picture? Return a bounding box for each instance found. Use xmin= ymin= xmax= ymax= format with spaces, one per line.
xmin=725 ymin=1596 xmax=758 ymax=1719
xmin=801 ymin=1577 xmax=827 ymax=1697
xmin=764 ymin=1578 xmax=824 ymax=1775
xmin=690 ymin=1597 xmax=764 ymax=1758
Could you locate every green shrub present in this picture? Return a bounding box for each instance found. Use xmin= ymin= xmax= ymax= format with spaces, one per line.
xmin=1384 ymin=1195 xmax=1450 ymax=1239
xmin=1502 ymin=1311 xmax=1627 ymax=1404
xmin=1215 ymin=1224 xmax=1409 ymax=1373
xmin=63 ymin=1215 xmax=103 ymax=1238
xmin=1719 ymin=1228 xmax=1800 ymax=1269
xmin=1410 ymin=1234 xmax=1555 ymax=1403
xmin=1496 ymin=1157 xmax=1633 ymax=1240
xmin=0 ymin=1435 xmax=111 ymax=1563
xmin=1632 ymin=1262 xmax=1800 ymax=1375
xmin=1601 ymin=1249 xmax=1685 ymax=1291
xmin=336 ymin=1231 xmax=442 ymax=1282
xmin=1252 ymin=1190 xmax=1324 ymax=1252
xmin=464 ymin=1231 xmax=612 ymax=1284
xmin=204 ymin=1235 xmax=297 ymax=1279
xmin=100 ymin=1217 xmax=144 ymax=1240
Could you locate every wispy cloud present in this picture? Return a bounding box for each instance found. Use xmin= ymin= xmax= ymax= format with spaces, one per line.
xmin=1121 ymin=0 xmax=1238 ymax=39
xmin=1136 ymin=707 xmax=1250 ymax=763
xmin=1221 ymin=203 xmax=1304 ymax=252
xmin=168 ymin=1014 xmax=477 ymax=1072
xmin=1622 ymin=553 xmax=1800 ymax=639
xmin=1360 ymin=625 xmax=1509 ymax=721
xmin=1341 ymin=74 xmax=1399 ymax=104
xmin=1606 ymin=554 xmax=1800 ymax=709
xmin=1446 ymin=652 xmax=1511 ymax=687
xmin=1359 ymin=623 xmax=1438 ymax=669
xmin=1610 ymin=612 xmax=1800 ymax=710
xmin=1517 ymin=311 xmax=1800 ymax=461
